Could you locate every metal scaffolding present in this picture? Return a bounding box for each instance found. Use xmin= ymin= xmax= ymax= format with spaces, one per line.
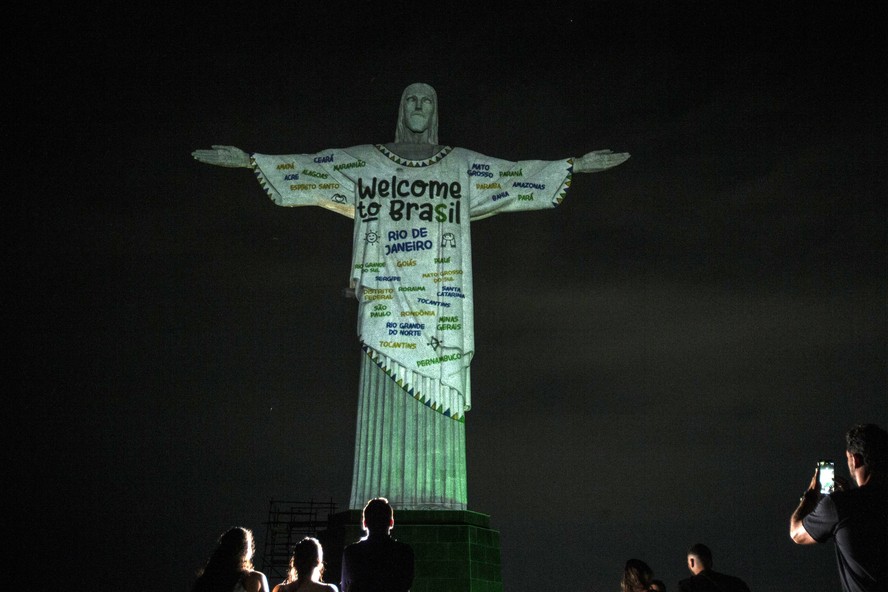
xmin=261 ymin=498 xmax=338 ymax=582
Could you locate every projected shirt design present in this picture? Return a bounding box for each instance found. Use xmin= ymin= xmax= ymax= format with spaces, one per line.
xmin=252 ymin=144 xmax=573 ymax=419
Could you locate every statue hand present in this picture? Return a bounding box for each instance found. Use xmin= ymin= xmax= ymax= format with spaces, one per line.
xmin=191 ymin=145 xmax=252 ymax=168
xmin=573 ymin=149 xmax=630 ymax=173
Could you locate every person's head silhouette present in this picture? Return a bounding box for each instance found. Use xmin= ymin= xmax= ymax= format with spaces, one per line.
xmin=621 ymin=558 xmax=654 ymax=592
xmin=362 ymin=497 xmax=395 ymax=536
xmin=686 ymin=543 xmax=713 ymax=574
xmin=287 ymin=536 xmax=325 ymax=584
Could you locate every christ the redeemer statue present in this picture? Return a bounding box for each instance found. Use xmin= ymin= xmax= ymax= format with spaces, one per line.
xmin=193 ymin=83 xmax=629 ymax=511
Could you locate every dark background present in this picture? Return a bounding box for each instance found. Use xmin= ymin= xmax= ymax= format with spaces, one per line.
xmin=12 ymin=3 xmax=885 ymax=591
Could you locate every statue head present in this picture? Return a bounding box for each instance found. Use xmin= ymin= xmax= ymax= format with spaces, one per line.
xmin=395 ymin=82 xmax=438 ymax=145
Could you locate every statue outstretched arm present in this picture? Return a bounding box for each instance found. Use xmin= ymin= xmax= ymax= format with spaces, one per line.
xmin=572 ymin=149 xmax=630 ymax=173
xmin=191 ymin=145 xmax=252 ymax=168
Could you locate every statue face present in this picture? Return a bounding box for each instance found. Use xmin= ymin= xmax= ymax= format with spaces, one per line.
xmin=402 ymin=84 xmax=436 ymax=134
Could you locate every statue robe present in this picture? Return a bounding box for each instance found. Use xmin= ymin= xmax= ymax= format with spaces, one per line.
xmin=252 ymin=144 xmax=573 ymax=510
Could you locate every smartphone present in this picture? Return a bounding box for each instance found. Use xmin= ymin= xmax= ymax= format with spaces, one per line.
xmin=818 ymin=459 xmax=835 ymax=494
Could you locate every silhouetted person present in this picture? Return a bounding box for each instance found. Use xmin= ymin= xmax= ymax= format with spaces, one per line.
xmin=621 ymin=558 xmax=656 ymax=592
xmin=273 ymin=537 xmax=338 ymax=592
xmin=678 ymin=544 xmax=750 ymax=592
xmin=341 ymin=497 xmax=414 ymax=592
xmin=790 ymin=423 xmax=887 ymax=592
xmin=192 ymin=526 xmax=270 ymax=592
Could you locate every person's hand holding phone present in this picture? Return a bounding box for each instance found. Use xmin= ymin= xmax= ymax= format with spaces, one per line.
xmin=805 ymin=467 xmax=821 ymax=497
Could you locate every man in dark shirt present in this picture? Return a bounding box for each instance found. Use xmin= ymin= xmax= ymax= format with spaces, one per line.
xmin=341 ymin=497 xmax=414 ymax=592
xmin=678 ymin=543 xmax=751 ymax=592
xmin=790 ymin=423 xmax=888 ymax=592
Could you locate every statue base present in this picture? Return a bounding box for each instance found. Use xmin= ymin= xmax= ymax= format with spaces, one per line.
xmin=318 ymin=509 xmax=503 ymax=592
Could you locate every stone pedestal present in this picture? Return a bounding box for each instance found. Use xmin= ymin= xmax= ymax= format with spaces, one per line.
xmin=318 ymin=510 xmax=503 ymax=592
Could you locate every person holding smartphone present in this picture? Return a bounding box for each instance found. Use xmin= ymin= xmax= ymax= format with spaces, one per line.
xmin=789 ymin=423 xmax=888 ymax=592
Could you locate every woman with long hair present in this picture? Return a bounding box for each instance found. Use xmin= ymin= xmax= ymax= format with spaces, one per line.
xmin=620 ymin=558 xmax=655 ymax=592
xmin=272 ymin=537 xmax=337 ymax=592
xmin=192 ymin=526 xmax=270 ymax=592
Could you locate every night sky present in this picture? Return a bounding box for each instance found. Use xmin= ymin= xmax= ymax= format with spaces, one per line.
xmin=13 ymin=3 xmax=885 ymax=592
